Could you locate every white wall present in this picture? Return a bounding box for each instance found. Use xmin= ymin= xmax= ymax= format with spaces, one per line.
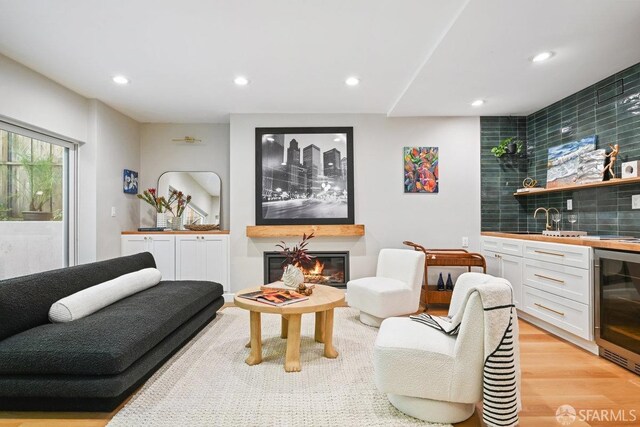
xmin=94 ymin=101 xmax=141 ymax=260
xmin=139 ymin=123 xmax=230 ymax=229
xmin=0 ymin=53 xmax=141 ymax=266
xmin=0 ymin=54 xmax=89 ymax=142
xmin=229 ymin=114 xmax=481 ymax=292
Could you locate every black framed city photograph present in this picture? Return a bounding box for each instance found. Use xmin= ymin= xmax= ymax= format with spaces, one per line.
xmin=255 ymin=127 xmax=354 ymax=225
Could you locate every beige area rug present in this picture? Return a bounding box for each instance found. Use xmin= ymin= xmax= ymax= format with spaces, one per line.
xmin=107 ymin=307 xmax=450 ymax=427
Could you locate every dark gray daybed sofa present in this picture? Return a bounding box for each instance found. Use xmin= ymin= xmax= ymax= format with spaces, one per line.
xmin=0 ymin=252 xmax=224 ymax=412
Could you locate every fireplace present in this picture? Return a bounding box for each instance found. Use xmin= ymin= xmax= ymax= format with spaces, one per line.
xmin=264 ymin=251 xmax=350 ymax=288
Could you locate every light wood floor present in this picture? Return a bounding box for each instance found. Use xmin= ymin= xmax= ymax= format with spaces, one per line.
xmin=1 ymin=304 xmax=638 ymax=427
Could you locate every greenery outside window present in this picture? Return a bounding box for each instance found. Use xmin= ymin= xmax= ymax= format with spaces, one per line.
xmin=0 ymin=130 xmax=64 ymax=221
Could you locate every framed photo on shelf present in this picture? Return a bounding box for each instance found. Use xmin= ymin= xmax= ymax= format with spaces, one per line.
xmin=255 ymin=127 xmax=354 ymax=225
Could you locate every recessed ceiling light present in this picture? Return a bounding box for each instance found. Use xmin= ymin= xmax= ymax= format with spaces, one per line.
xmin=532 ymin=51 xmax=554 ymax=63
xmin=471 ymin=99 xmax=485 ymax=107
xmin=112 ymin=75 xmax=129 ymax=85
xmin=234 ymin=76 xmax=249 ymax=86
xmin=345 ymin=76 xmax=360 ymax=86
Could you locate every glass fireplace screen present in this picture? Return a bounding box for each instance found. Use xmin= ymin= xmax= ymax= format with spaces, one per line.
xmin=264 ymin=251 xmax=349 ymax=288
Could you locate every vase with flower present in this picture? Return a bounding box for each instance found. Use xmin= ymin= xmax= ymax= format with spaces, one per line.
xmin=137 ymin=188 xmax=167 ymax=227
xmin=163 ymin=189 xmax=192 ymax=230
xmin=276 ymin=233 xmax=315 ymax=289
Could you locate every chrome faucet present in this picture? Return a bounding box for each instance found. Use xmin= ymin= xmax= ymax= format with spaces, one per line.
xmin=534 ymin=207 xmax=559 ymax=231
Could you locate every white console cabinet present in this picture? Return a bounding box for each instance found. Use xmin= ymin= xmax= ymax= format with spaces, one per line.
xmin=121 ymin=233 xmax=230 ymax=291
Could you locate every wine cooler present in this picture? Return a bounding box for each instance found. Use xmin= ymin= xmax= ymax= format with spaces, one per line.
xmin=594 ymin=249 xmax=640 ymax=375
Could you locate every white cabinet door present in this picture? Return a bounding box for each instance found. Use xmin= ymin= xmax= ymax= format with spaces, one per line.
xmin=121 ymin=235 xmax=148 ymax=256
xmin=203 ymin=236 xmax=229 ymax=289
xmin=481 ymin=249 xmax=522 ymax=309
xmin=149 ymin=235 xmax=176 ymax=280
xmin=482 ymin=250 xmax=501 ymax=277
xmin=176 ymin=235 xmax=230 ymax=290
xmin=121 ymin=235 xmax=175 ymax=280
xmin=176 ymin=236 xmax=204 ymax=281
xmin=501 ymin=253 xmax=523 ymax=309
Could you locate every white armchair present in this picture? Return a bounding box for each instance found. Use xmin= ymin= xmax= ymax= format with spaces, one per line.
xmin=347 ymin=249 xmax=425 ymax=327
xmin=373 ymin=273 xmax=506 ymax=424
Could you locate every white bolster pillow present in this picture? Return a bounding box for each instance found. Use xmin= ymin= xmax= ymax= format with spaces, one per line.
xmin=49 ymin=268 xmax=162 ymax=323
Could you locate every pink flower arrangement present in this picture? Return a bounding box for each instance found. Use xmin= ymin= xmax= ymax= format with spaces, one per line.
xmin=137 ymin=188 xmax=166 ymax=213
xmin=137 ymin=188 xmax=192 ymax=217
xmin=164 ymin=189 xmax=192 ymax=218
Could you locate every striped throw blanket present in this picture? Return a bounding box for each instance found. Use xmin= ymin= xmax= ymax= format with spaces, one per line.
xmin=411 ymin=277 xmax=521 ymax=427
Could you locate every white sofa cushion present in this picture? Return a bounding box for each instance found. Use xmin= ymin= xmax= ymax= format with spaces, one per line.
xmin=49 ymin=268 xmax=162 ymax=323
xmin=347 ymin=277 xmax=416 ymax=318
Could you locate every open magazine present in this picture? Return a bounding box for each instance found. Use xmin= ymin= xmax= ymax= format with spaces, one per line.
xmin=238 ymin=289 xmax=309 ymax=306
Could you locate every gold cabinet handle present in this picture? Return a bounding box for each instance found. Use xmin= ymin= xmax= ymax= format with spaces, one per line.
xmin=534 ymin=273 xmax=565 ymax=284
xmin=534 ymin=250 xmax=564 ymax=257
xmin=534 ymin=302 xmax=565 ymax=316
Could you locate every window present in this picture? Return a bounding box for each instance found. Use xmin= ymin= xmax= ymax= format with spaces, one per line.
xmin=0 ymin=122 xmax=76 ymax=279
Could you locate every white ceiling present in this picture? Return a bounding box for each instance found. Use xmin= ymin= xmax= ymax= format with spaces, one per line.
xmin=0 ymin=0 xmax=639 ymax=123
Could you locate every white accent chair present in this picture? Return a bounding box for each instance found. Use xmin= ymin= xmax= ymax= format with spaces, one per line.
xmin=373 ymin=273 xmax=496 ymax=424
xmin=347 ymin=248 xmax=425 ymax=327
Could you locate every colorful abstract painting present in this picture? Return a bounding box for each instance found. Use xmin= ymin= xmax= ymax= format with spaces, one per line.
xmin=404 ymin=147 xmax=439 ymax=193
xmin=546 ymin=135 xmax=598 ymax=188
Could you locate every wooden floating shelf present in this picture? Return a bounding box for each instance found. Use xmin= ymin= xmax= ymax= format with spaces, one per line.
xmin=513 ymin=176 xmax=640 ymax=197
xmin=246 ymin=224 xmax=365 ymax=238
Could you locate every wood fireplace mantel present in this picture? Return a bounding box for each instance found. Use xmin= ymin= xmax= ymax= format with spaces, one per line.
xmin=246 ymin=224 xmax=365 ymax=238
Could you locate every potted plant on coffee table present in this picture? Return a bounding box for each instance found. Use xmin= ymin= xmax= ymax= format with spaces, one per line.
xmin=276 ymin=233 xmax=315 ymax=291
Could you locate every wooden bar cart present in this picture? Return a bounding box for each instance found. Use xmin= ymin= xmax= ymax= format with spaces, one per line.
xmin=403 ymin=241 xmax=486 ymax=308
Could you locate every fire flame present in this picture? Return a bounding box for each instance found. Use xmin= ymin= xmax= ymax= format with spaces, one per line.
xmin=303 ymin=259 xmax=325 ymax=276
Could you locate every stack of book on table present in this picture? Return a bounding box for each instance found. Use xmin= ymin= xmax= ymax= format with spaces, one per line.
xmin=238 ymin=288 xmax=309 ymax=306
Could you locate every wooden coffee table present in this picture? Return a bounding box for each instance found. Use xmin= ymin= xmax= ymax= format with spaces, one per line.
xmin=234 ymin=285 xmax=345 ymax=372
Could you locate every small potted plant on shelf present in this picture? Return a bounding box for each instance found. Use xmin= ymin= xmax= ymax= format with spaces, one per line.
xmin=276 ymin=233 xmax=315 ymax=292
xmin=137 ymin=188 xmax=167 ymax=227
xmin=491 ymin=137 xmax=525 ymax=158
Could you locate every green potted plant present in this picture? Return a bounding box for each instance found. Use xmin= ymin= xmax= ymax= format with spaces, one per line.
xmin=491 ymin=137 xmax=525 ymax=158
xmin=18 ymin=153 xmax=58 ymax=221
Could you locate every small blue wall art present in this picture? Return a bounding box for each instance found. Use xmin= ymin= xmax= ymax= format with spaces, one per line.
xmin=123 ymin=169 xmax=139 ymax=194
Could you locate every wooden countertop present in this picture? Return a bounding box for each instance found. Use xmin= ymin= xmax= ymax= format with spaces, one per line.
xmin=122 ymin=230 xmax=229 ymax=235
xmin=482 ymin=231 xmax=640 ymax=253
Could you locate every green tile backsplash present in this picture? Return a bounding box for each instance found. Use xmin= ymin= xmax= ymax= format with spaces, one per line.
xmin=481 ymin=62 xmax=640 ymax=236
